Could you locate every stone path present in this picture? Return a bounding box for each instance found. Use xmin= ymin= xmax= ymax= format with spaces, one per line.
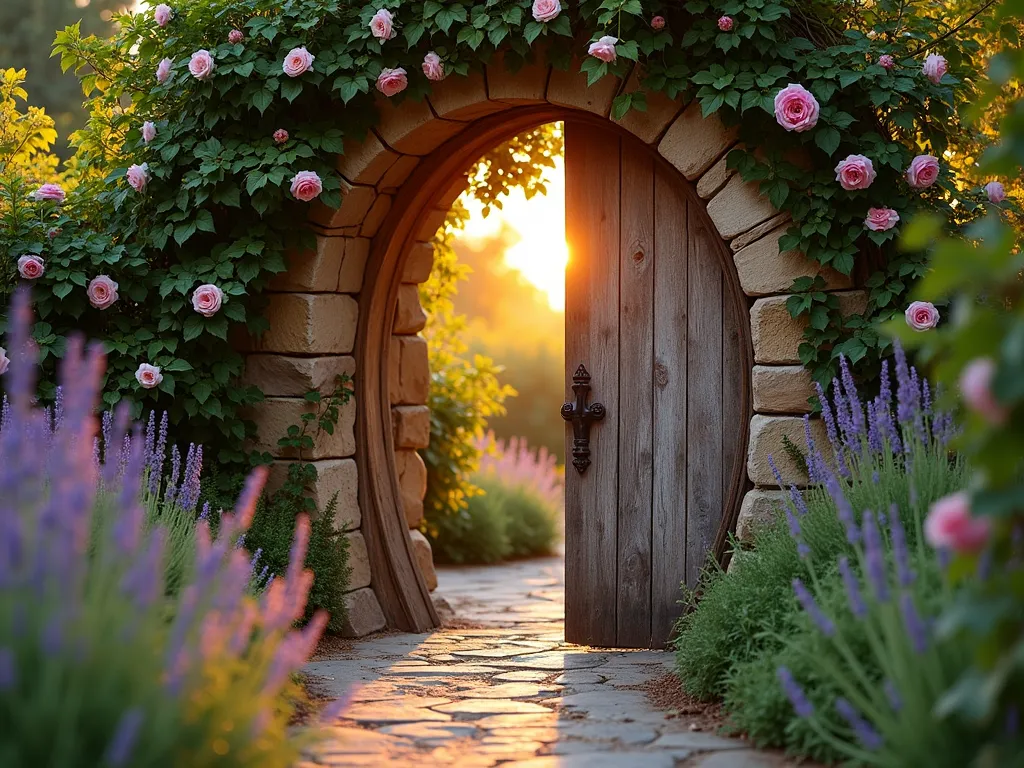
xmin=302 ymin=556 xmax=792 ymax=767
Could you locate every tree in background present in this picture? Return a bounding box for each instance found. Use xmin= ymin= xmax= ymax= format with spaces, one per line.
xmin=0 ymin=0 xmax=129 ymax=157
xmin=419 ymin=123 xmax=563 ymax=529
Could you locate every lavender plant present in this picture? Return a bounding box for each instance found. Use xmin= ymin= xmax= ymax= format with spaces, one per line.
xmin=0 ymin=290 xmax=329 ymax=766
xmin=675 ymin=345 xmax=968 ymax=762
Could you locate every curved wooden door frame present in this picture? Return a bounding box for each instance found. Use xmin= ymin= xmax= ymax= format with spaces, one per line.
xmin=356 ymin=105 xmax=753 ymax=633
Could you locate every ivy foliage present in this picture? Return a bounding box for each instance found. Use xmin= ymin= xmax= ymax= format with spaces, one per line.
xmin=0 ymin=0 xmax=999 ymax=459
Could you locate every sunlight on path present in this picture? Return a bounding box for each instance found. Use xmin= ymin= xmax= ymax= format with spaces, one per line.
xmin=301 ymin=557 xmax=796 ymax=767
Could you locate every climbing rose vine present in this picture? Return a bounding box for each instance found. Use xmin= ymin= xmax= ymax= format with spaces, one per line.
xmin=0 ymin=0 xmax=999 ymax=461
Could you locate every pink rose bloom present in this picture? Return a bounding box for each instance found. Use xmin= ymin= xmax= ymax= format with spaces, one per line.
xmin=376 ymin=67 xmax=408 ymax=97
xmin=985 ymin=181 xmax=1006 ymax=203
xmin=905 ymin=300 xmax=939 ymax=331
xmin=32 ymin=183 xmax=65 ymax=203
xmin=17 ymin=255 xmax=44 ymax=280
xmin=290 ymin=170 xmax=323 ymax=202
xmin=878 ymin=54 xmax=895 ymax=70
xmin=188 ymin=50 xmax=216 ymax=81
xmin=192 ymin=283 xmax=224 ymax=317
xmin=960 ymin=358 xmax=1009 ymax=425
xmin=135 ymin=363 xmax=163 ymax=390
xmin=925 ymin=492 xmax=991 ymax=554
xmin=156 ymin=58 xmax=174 ymax=84
xmin=906 ymin=154 xmax=940 ymax=188
xmin=588 ymin=36 xmax=618 ymax=63
xmin=865 ymin=207 xmax=899 ymax=232
xmin=0 ymin=348 xmax=8 ymax=376
xmin=283 ymin=46 xmax=315 ymax=77
xmin=228 ymin=29 xmax=244 ymax=44
xmin=532 ymin=0 xmax=561 ymax=23
xmin=773 ymin=83 xmax=819 ymax=132
xmin=718 ymin=15 xmax=734 ymax=31
xmin=47 ymin=228 xmax=61 ymax=239
xmin=369 ymin=8 xmax=396 ymax=40
xmin=651 ymin=15 xmax=665 ymax=30
xmin=154 ymin=4 xmax=172 ymax=27
xmin=835 ymin=154 xmax=876 ymax=190
xmin=88 ymin=275 xmax=119 ymax=310
xmin=142 ymin=121 xmax=156 ymax=144
xmin=922 ymin=53 xmax=948 ymax=85
xmin=126 ymin=163 xmax=150 ymax=193
xmin=422 ymin=52 xmax=445 ymax=82
xmin=273 ymin=129 xmax=289 ymax=145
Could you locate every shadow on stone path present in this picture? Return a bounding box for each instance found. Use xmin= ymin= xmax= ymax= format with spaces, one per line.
xmin=302 ymin=556 xmax=794 ymax=767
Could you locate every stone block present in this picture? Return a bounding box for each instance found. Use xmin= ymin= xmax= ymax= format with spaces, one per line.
xmin=336 ymin=132 xmax=399 ymax=185
xmin=312 ymin=184 xmax=377 ymax=229
xmin=271 ymin=236 xmax=344 ymax=292
xmin=389 ymin=335 xmax=429 ymax=405
xmin=736 ymin=490 xmax=788 ymax=542
xmin=706 ymin=174 xmax=778 ymax=240
xmin=341 ymin=588 xmax=387 ymax=637
xmin=730 ymin=212 xmax=790 ymax=253
xmin=658 ymin=103 xmax=737 ymax=180
xmin=393 ymin=405 xmax=431 ymax=449
xmin=378 ymin=155 xmax=421 ymax=192
xmin=613 ymin=68 xmax=684 ymax=144
xmin=733 ymin=226 xmax=852 ymax=297
xmin=409 ymin=529 xmax=438 ymax=591
xmin=265 ymin=459 xmax=360 ymax=529
xmin=752 ymin=365 xmax=815 ymax=414
xmin=428 ymin=70 xmax=504 ymax=121
xmin=243 ymin=355 xmax=354 ymax=398
xmin=246 ymin=396 xmax=356 ymax=460
xmin=346 ymin=531 xmax=372 ymax=590
xmin=257 ymin=293 xmax=358 ymax=355
xmin=375 ymin=97 xmax=464 ymax=155
xmin=396 ymin=448 xmax=427 ymax=528
xmin=750 ymin=291 xmax=867 ymax=365
xmin=546 ymin=59 xmax=619 ymax=117
xmin=487 ymin=51 xmax=550 ymax=104
xmin=695 ymin=155 xmax=734 ymax=200
xmin=747 ymin=414 xmax=829 ymax=487
xmin=338 ymin=237 xmax=370 ymax=293
xmin=394 ymin=284 xmax=427 ymax=334
xmin=360 ymin=193 xmax=392 ymax=237
xmin=402 ymin=241 xmax=435 ymax=284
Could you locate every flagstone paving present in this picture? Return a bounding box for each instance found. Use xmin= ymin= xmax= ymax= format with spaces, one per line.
xmin=302 ymin=556 xmax=798 ymax=767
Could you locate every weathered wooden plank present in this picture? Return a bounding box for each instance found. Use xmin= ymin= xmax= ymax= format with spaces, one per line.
xmin=564 ymin=121 xmax=620 ymax=647
xmin=686 ymin=200 xmax=724 ymax=588
xmin=651 ymin=166 xmax=689 ymax=646
xmin=616 ymin=136 xmax=655 ymax=648
xmin=721 ymin=287 xmax=746 ymax=552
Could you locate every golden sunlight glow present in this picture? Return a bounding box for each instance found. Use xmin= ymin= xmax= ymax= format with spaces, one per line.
xmin=457 ymin=158 xmax=568 ymax=313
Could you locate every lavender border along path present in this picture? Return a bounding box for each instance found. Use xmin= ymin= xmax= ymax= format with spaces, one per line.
xmin=302 ymin=557 xmax=792 ymax=767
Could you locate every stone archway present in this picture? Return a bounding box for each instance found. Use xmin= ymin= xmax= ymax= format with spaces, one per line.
xmin=242 ymin=62 xmax=863 ymax=637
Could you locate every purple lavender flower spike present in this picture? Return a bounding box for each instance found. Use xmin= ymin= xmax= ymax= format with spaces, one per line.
xmin=797 ymin=542 xmax=811 ymax=560
xmin=777 ymin=666 xmax=814 ymax=718
xmin=0 ymin=647 xmax=15 ymax=691
xmin=788 ymin=485 xmax=809 ymax=517
xmin=894 ymin=342 xmax=919 ymax=426
xmin=104 ymin=708 xmax=145 ymax=767
xmin=866 ymin=401 xmax=882 ymax=454
xmin=803 ymin=415 xmax=821 ymax=483
xmin=793 ymin=578 xmax=836 ymax=637
xmin=767 ymin=454 xmax=785 ymax=489
xmin=164 ymin=444 xmax=181 ymax=506
xmin=199 ymin=502 xmax=210 ymax=521
xmin=144 ymin=411 xmax=156 ymax=468
xmin=815 ymin=381 xmax=839 ymax=451
xmin=839 ymin=356 xmax=865 ymax=438
xmin=5 ymin=289 xmax=38 ymax=414
xmin=177 ymin=444 xmax=203 ymax=512
xmin=862 ymin=510 xmax=889 ymax=602
xmin=101 ymin=410 xmax=113 ymax=460
xmin=0 ymin=395 xmax=10 ymax=430
xmin=900 ymin=591 xmax=929 ymax=654
xmin=823 ymin=468 xmax=860 ymax=545
xmin=879 ymin=358 xmax=891 ymax=404
xmin=835 ymin=698 xmax=883 ymax=751
xmin=884 ymin=679 xmax=903 ymax=712
xmin=838 ymin=556 xmax=866 ymax=618
xmin=890 ymin=507 xmax=914 ymax=587
xmin=122 ymin=529 xmax=167 ymax=610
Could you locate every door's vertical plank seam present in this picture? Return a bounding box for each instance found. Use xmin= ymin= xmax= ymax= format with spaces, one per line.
xmin=648 ymin=160 xmax=656 ymax=646
xmin=614 ymin=132 xmax=623 ymax=647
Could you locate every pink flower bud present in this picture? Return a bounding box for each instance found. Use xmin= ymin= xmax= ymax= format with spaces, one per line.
xmin=228 ymin=29 xmax=244 ymax=44
xmin=960 ymin=358 xmax=1009 ymax=425
xmin=273 ymin=129 xmax=289 ymax=145
xmin=718 ymin=15 xmax=734 ymax=31
xmin=925 ymin=492 xmax=991 ymax=554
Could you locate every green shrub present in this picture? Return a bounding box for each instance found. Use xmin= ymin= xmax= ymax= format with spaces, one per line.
xmin=428 ymin=485 xmax=511 ymax=565
xmin=500 ymin=482 xmax=560 ymax=558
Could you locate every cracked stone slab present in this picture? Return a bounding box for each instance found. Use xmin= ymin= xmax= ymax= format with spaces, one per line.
xmin=496 ymin=652 xmax=609 ymax=670
xmin=452 ymin=683 xmax=562 ymax=699
xmin=433 ymin=699 xmax=553 ymax=716
xmin=379 ymin=721 xmax=480 ymax=744
xmin=503 ymin=753 xmax=677 ymax=768
xmin=344 ymin=699 xmax=453 ymax=724
xmin=493 ymin=670 xmax=551 ymax=683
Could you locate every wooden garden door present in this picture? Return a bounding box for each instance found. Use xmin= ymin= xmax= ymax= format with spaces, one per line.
xmin=562 ymin=120 xmax=749 ymax=649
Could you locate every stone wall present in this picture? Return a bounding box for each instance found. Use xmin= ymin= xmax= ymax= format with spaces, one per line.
xmin=236 ymin=65 xmax=863 ymax=634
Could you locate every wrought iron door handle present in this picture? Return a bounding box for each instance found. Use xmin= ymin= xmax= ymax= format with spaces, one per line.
xmin=561 ymin=364 xmax=605 ymax=475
